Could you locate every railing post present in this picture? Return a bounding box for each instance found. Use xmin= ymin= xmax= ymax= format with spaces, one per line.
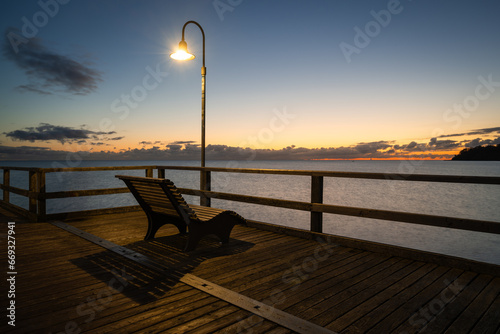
xmin=145 ymin=168 xmax=153 ymax=178
xmin=3 ymin=169 xmax=10 ymax=203
xmin=311 ymin=175 xmax=323 ymax=233
xmin=29 ymin=171 xmax=38 ymax=221
xmin=200 ymin=169 xmax=211 ymax=207
xmin=37 ymin=171 xmax=46 ymax=222
xmin=158 ymin=168 xmax=165 ymax=179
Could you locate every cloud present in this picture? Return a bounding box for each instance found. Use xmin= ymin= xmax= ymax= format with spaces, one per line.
xmin=0 ymin=142 xmax=457 ymax=161
xmin=166 ymin=144 xmax=182 ymax=151
xmin=406 ymin=141 xmax=417 ymax=149
xmin=0 ymin=145 xmax=62 ymax=160
xmin=5 ymin=127 xmax=499 ymax=161
xmin=0 ymin=145 xmax=50 ymax=153
xmin=139 ymin=140 xmax=165 ymax=146
xmin=4 ymin=123 xmax=116 ymax=144
xmin=428 ymin=138 xmax=460 ymax=150
xmin=15 ymin=84 xmax=52 ymax=95
xmin=3 ymin=28 xmax=101 ymax=95
xmin=439 ymin=126 xmax=500 ymax=138
xmin=353 ymin=141 xmax=393 ymax=154
xmin=465 ymin=136 xmax=500 ymax=148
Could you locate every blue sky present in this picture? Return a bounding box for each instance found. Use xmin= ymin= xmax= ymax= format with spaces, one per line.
xmin=0 ymin=0 xmax=499 ymax=160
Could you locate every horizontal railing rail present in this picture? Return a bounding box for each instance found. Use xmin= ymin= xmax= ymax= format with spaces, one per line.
xmin=0 ymin=166 xmax=156 ymax=221
xmin=1 ymin=165 xmax=499 ymax=237
xmin=157 ymin=165 xmax=500 ymax=184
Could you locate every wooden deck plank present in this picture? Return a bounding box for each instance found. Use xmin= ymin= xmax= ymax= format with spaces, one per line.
xmin=17 ymin=268 xmax=193 ymax=327
xmin=242 ymin=251 xmax=387 ymax=311
xmin=161 ymin=304 xmax=241 ymax=333
xmin=1 ymin=209 xmax=500 ymax=334
xmin=180 ymin=308 xmax=253 ymax=334
xmin=422 ymin=273 xmax=493 ymax=333
xmin=447 ymin=277 xmax=500 ymax=334
xmin=469 ymin=291 xmax=500 ymax=334
xmin=392 ymin=270 xmax=478 ymax=333
xmin=365 ymin=267 xmax=462 ymax=333
xmin=139 ymin=300 xmax=233 ymax=333
xmin=350 ymin=264 xmax=450 ymax=332
xmin=263 ymin=328 xmax=295 ymax=334
xmin=9 ymin=245 xmax=200 ymax=332
xmin=232 ymin=247 xmax=364 ymax=296
xmin=209 ymin=315 xmax=285 ymax=334
xmin=298 ymin=258 xmax=415 ymax=325
xmin=71 ymin=288 xmax=209 ymax=333
xmin=331 ymin=262 xmax=438 ymax=331
xmin=89 ymin=294 xmax=221 ymax=333
xmin=283 ymin=256 xmax=401 ymax=316
xmin=50 ymin=221 xmax=337 ymax=334
xmin=202 ymin=242 xmax=324 ymax=290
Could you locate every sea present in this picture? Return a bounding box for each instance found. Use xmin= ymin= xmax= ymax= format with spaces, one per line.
xmin=1 ymin=159 xmax=499 ymax=265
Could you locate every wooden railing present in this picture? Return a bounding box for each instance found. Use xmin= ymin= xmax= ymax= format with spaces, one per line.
xmin=0 ymin=166 xmax=156 ymax=222
xmin=1 ymin=165 xmax=500 ymax=236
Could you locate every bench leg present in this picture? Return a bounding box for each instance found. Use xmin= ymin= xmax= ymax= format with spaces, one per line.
xmin=184 ymin=222 xmax=229 ymax=252
xmin=183 ymin=211 xmax=242 ymax=251
xmin=145 ymin=213 xmax=187 ymax=240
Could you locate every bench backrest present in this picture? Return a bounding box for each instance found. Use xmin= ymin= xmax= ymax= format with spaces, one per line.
xmin=116 ymin=175 xmax=197 ymax=224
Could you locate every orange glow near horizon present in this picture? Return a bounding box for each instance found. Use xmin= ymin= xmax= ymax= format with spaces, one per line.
xmin=309 ymin=157 xmax=449 ymax=161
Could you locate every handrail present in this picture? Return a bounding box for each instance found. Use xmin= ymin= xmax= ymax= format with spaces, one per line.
xmin=178 ymin=187 xmax=500 ymax=235
xmin=3 ymin=164 xmax=499 ymax=184
xmin=43 ymin=187 xmax=130 ymax=199
xmin=157 ymin=165 xmax=500 ymax=184
xmin=0 ymin=183 xmax=31 ymax=197
xmin=1 ymin=165 xmax=499 ymax=236
xmin=0 ymin=166 xmax=156 ymax=221
xmin=0 ymin=165 xmax=156 ymax=172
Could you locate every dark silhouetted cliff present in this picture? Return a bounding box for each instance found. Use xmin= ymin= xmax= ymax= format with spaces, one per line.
xmin=451 ymin=144 xmax=500 ymax=161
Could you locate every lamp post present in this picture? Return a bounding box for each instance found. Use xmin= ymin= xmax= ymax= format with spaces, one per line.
xmin=170 ymin=21 xmax=210 ymax=206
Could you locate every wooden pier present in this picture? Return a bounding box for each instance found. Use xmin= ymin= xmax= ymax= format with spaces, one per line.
xmin=1 ymin=206 xmax=499 ymax=333
xmin=1 ymin=165 xmax=500 ymax=333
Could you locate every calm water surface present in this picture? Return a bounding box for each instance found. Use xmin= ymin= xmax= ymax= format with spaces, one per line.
xmin=1 ymin=160 xmax=499 ymax=264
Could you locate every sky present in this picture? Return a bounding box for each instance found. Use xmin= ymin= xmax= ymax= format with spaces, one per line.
xmin=0 ymin=0 xmax=499 ymax=161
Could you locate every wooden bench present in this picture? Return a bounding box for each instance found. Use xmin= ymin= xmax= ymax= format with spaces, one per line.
xmin=116 ymin=175 xmax=246 ymax=251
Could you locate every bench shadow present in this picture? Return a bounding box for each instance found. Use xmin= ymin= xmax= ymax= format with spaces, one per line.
xmin=70 ymin=234 xmax=254 ymax=305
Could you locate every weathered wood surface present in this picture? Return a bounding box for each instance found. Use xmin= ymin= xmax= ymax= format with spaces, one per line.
xmin=52 ymin=220 xmax=335 ymax=334
xmin=116 ymin=175 xmax=246 ymax=251
xmin=4 ymin=164 xmax=500 ymax=185
xmin=1 ymin=209 xmax=499 ymax=333
xmin=177 ymin=188 xmax=500 ymax=235
xmin=3 ymin=165 xmax=499 ymax=235
xmin=157 ymin=165 xmax=500 ymax=185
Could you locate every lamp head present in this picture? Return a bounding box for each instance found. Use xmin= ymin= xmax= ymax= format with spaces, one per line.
xmin=170 ymin=40 xmax=195 ymax=61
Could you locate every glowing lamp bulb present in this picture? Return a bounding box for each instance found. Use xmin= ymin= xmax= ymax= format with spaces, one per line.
xmin=170 ymin=40 xmax=195 ymax=61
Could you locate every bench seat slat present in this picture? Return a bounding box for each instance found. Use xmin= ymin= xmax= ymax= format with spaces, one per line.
xmin=150 ymin=207 xmax=179 ymax=216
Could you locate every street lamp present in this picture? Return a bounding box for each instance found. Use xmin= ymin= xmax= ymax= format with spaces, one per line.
xmin=170 ymin=21 xmax=209 ymax=205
